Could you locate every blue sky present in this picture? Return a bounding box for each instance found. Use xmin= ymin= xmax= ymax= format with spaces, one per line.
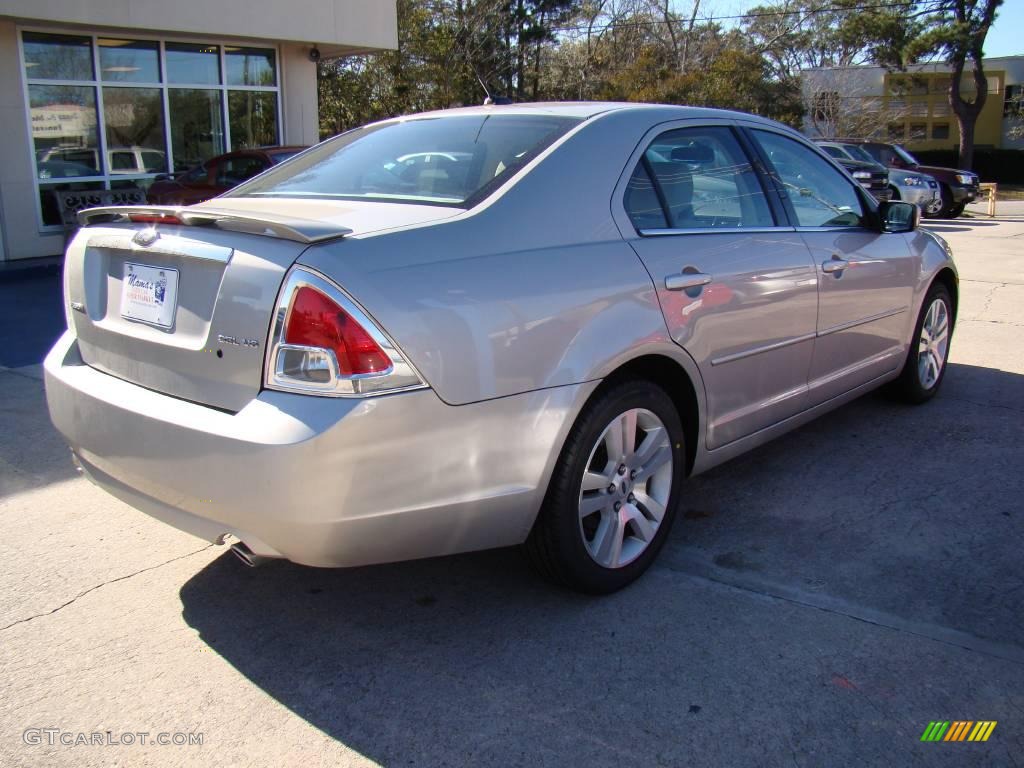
xmin=711 ymin=0 xmax=1023 ymax=59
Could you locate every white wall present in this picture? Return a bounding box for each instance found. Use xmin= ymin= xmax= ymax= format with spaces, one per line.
xmin=280 ymin=43 xmax=321 ymax=147
xmin=0 ymin=0 xmax=397 ymax=55
xmin=0 ymin=18 xmax=63 ymax=259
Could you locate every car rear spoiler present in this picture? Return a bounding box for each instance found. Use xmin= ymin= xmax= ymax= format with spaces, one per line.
xmin=77 ymin=205 xmax=352 ymax=244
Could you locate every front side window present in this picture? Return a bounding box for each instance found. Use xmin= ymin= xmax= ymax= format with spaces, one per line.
xmin=626 ymin=126 xmax=773 ymax=230
xmin=752 ymin=130 xmax=865 ymax=228
xmin=231 ymin=115 xmax=580 ymax=206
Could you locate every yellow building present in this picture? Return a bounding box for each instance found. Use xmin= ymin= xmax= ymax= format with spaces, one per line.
xmin=802 ymin=56 xmax=1024 ymax=152
xmin=883 ymin=70 xmax=1006 ymax=150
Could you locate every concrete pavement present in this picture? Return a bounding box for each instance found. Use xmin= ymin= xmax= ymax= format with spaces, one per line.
xmin=0 ymin=214 xmax=1021 ymax=767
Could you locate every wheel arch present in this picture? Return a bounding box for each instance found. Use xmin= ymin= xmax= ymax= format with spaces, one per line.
xmin=590 ymin=353 xmax=702 ymax=477
xmin=931 ymin=267 xmax=959 ymax=328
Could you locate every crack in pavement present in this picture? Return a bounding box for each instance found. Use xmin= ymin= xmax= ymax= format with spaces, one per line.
xmin=0 ymin=544 xmax=215 ymax=632
xmin=660 ymin=553 xmax=1024 ymax=667
xmin=943 ymin=395 xmax=1024 ymax=414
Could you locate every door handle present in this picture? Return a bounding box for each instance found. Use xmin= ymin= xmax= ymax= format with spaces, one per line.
xmin=665 ymin=271 xmax=713 ymax=291
xmin=821 ymin=256 xmax=849 ymax=274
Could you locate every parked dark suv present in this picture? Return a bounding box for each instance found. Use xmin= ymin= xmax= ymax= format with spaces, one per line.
xmin=818 ymin=151 xmax=892 ymax=202
xmin=833 ymin=139 xmax=979 ymax=219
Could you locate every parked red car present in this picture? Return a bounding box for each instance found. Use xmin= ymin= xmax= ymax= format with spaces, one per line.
xmin=147 ymin=146 xmax=307 ymax=205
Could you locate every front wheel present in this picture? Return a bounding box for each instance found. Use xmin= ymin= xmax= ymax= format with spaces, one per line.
xmin=923 ymin=185 xmax=952 ymax=218
xmin=890 ymin=283 xmax=953 ymax=403
xmin=524 ymin=380 xmax=685 ymax=594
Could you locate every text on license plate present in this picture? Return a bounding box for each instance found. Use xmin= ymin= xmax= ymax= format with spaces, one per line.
xmin=121 ymin=262 xmax=179 ymax=329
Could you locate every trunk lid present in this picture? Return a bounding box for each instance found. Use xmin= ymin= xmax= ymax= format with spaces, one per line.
xmin=64 ymin=221 xmax=311 ymax=413
xmin=66 ymin=200 xmax=458 ymax=412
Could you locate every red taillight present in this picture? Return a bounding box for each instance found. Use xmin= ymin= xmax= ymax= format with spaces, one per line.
xmin=128 ymin=213 xmax=183 ymax=225
xmin=284 ymin=286 xmax=391 ymax=375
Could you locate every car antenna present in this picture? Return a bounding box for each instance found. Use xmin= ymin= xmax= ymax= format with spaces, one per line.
xmin=475 ymin=69 xmax=495 ymax=105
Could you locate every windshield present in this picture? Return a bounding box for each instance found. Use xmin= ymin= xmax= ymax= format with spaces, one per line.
xmin=840 ymin=144 xmax=876 ymax=164
xmin=269 ymin=151 xmax=303 ymax=164
xmin=893 ymin=145 xmax=920 ymax=165
xmin=229 ymin=114 xmax=581 ymax=207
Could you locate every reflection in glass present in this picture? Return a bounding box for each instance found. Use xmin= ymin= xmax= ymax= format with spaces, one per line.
xmin=99 ymin=39 xmax=160 ymax=83
xmin=103 ymin=87 xmax=167 ymax=173
xmin=229 ymin=91 xmax=278 ymax=150
xmin=166 ymin=43 xmax=220 ymax=84
xmin=225 ymin=47 xmax=276 ymax=86
xmin=29 ymin=85 xmax=101 ymax=176
xmin=40 ymin=181 xmax=104 ymax=227
xmin=169 ymin=89 xmax=224 ymax=171
xmin=23 ymin=32 xmax=93 ymax=81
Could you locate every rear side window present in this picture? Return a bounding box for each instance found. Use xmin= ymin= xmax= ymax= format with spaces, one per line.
xmin=752 ymin=130 xmax=865 ymax=228
xmin=626 ymin=126 xmax=773 ymax=231
xmin=229 ymin=114 xmax=581 ymax=207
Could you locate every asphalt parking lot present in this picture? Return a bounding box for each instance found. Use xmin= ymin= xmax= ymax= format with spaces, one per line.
xmin=1 ymin=203 xmax=1022 ymax=767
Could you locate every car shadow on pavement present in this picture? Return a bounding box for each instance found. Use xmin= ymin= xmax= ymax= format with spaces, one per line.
xmin=178 ymin=363 xmax=1023 ymax=762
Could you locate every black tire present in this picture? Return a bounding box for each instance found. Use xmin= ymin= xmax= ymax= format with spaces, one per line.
xmin=948 ymin=202 xmax=966 ymax=219
xmin=524 ymin=379 xmax=686 ymax=594
xmin=890 ymin=283 xmax=954 ymax=404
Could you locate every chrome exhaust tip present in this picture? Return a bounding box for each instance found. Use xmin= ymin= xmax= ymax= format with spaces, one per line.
xmin=230 ymin=542 xmax=268 ymax=568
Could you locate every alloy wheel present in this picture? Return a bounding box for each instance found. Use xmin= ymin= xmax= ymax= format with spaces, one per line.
xmin=578 ymin=408 xmax=674 ymax=569
xmin=918 ymin=297 xmax=949 ymax=390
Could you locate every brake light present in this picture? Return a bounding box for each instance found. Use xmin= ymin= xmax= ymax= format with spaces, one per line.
xmin=285 ymin=286 xmax=390 ymax=375
xmin=266 ymin=268 xmax=425 ymax=397
xmin=128 ymin=213 xmax=183 ymax=225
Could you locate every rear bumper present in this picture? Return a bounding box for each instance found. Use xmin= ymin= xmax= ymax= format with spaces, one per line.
xmin=45 ymin=332 xmax=592 ymax=567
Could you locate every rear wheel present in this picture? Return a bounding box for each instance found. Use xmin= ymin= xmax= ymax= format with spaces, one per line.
xmin=524 ymin=380 xmax=685 ymax=594
xmin=891 ymin=283 xmax=953 ymax=403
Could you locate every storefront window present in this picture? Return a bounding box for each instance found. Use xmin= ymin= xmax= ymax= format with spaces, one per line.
xmin=22 ymin=31 xmax=279 ymax=229
xmin=229 ymin=91 xmax=278 ymax=149
xmin=103 ymin=87 xmax=168 ymax=173
xmin=226 ymin=47 xmax=276 ymax=86
xmin=166 ymin=42 xmax=221 ymax=85
xmin=23 ymin=32 xmax=93 ymax=81
xmin=99 ymin=39 xmax=161 ymax=83
xmin=29 ymin=85 xmax=101 ymax=176
xmin=169 ymin=89 xmax=225 ymax=171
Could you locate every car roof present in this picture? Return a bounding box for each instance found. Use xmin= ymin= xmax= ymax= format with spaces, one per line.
xmin=383 ymin=101 xmax=792 ymax=129
xmin=265 ymin=146 xmax=308 ymax=154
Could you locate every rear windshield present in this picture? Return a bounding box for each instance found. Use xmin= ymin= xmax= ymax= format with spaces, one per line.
xmin=228 ymin=114 xmax=581 ymax=207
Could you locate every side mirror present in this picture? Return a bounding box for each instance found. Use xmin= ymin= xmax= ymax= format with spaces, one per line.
xmin=879 ymin=200 xmax=919 ymax=233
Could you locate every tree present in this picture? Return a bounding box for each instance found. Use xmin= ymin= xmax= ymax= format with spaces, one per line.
xmin=903 ymin=0 xmax=1003 ymax=169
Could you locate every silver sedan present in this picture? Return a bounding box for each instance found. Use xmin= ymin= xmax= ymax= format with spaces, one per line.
xmin=45 ymin=103 xmax=957 ymax=593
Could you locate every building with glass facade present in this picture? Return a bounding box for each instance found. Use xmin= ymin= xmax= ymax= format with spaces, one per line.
xmin=0 ymin=0 xmax=397 ymax=262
